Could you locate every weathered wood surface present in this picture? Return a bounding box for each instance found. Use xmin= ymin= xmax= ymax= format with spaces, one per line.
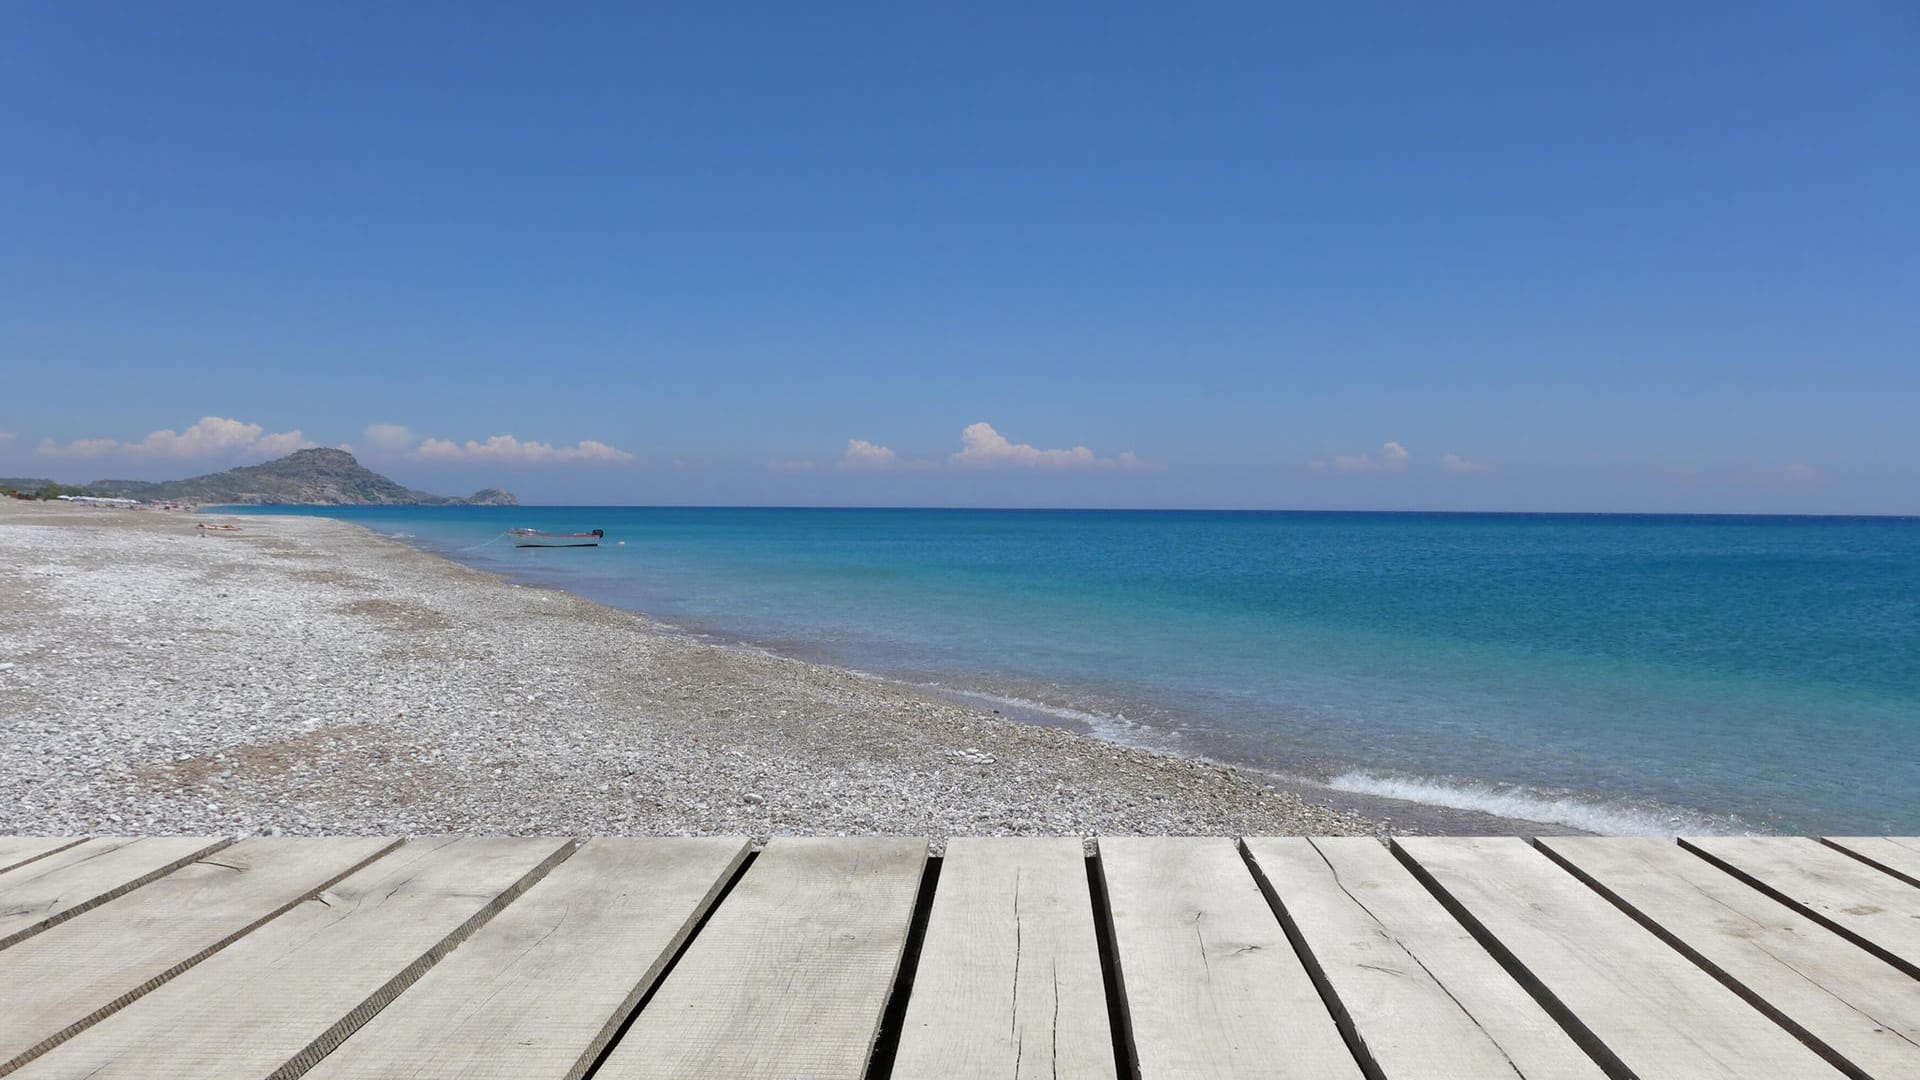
xmin=1683 ymin=835 xmax=1920 ymax=975
xmin=1101 ymin=836 xmax=1362 ymax=1080
xmin=0 ymin=834 xmax=1914 ymax=1079
xmin=593 ymin=836 xmax=927 ymax=1080
xmin=0 ymin=836 xmax=229 ymax=950
xmin=1396 ymin=836 xmax=1845 ymax=1079
xmin=305 ymin=836 xmax=750 ymax=1080
xmin=892 ymin=837 xmax=1113 ymax=1080
xmin=1246 ymin=837 xmax=1605 ymax=1079
xmin=0 ymin=836 xmax=398 ymax=1075
xmin=1822 ymin=836 xmax=1920 ymax=888
xmin=0 ymin=839 xmax=84 ymax=876
xmin=1542 ymin=836 xmax=1920 ymax=1078
xmin=10 ymin=836 xmax=573 ymax=1080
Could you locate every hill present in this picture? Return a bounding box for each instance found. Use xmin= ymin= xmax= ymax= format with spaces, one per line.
xmin=81 ymin=449 xmax=518 ymax=506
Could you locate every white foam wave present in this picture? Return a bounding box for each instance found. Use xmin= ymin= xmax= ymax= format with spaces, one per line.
xmin=1325 ymin=770 xmax=1758 ymax=836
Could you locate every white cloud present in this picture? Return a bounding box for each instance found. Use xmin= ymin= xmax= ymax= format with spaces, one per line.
xmin=131 ymin=416 xmax=312 ymax=460
xmin=1441 ymin=453 xmax=1488 ymax=474
xmin=35 ymin=437 xmax=119 ymax=460
xmin=357 ymin=422 xmax=637 ymax=467
xmin=840 ymin=439 xmax=901 ymax=470
xmin=0 ymin=431 xmax=14 ymax=444
xmin=1317 ymin=441 xmax=1411 ymax=473
xmin=409 ymin=434 xmax=637 ymax=465
xmin=822 ymin=423 xmax=1152 ymax=473
xmin=1782 ymin=463 xmax=1821 ymax=483
xmin=768 ymin=458 xmax=817 ymax=472
xmin=947 ymin=421 xmax=1151 ymax=470
xmin=363 ymin=423 xmax=417 ymax=452
xmin=36 ymin=416 xmax=314 ymax=462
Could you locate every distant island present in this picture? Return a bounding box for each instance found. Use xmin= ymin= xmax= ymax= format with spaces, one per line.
xmin=4 ymin=448 xmax=516 ymax=506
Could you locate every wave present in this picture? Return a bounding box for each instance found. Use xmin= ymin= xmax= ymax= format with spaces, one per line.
xmin=888 ymin=678 xmax=1184 ymax=751
xmin=1325 ymin=770 xmax=1759 ymax=836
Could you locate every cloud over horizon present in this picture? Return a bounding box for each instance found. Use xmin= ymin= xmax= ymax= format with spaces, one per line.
xmin=28 ymin=418 xmax=637 ymax=470
xmin=34 ymin=416 xmax=314 ymax=462
xmin=948 ymin=422 xmax=1150 ymax=470
xmin=1315 ymin=441 xmax=1412 ymax=473
xmin=1441 ymin=453 xmax=1489 ymax=474
xmin=797 ymin=422 xmax=1154 ymax=474
xmin=840 ymin=438 xmax=901 ymax=470
xmin=343 ymin=424 xmax=638 ymax=466
xmin=362 ymin=423 xmax=418 ymax=453
xmin=411 ymin=434 xmax=637 ymax=465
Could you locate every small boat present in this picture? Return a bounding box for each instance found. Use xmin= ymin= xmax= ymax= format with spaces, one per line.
xmin=509 ymin=528 xmax=604 ymax=548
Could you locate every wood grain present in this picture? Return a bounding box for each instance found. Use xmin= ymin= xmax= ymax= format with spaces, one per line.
xmin=305 ymin=836 xmax=750 ymax=1080
xmin=0 ymin=836 xmax=230 ymax=950
xmin=0 ymin=839 xmax=85 ymax=876
xmin=593 ymin=836 xmax=928 ymax=1080
xmin=892 ymin=837 xmax=1112 ymax=1080
xmin=1821 ymin=837 xmax=1920 ymax=889
xmin=8 ymin=835 xmax=574 ymax=1080
xmin=1683 ymin=835 xmax=1920 ymax=976
xmin=1100 ymin=836 xmax=1362 ymax=1080
xmin=1542 ymin=836 xmax=1920 ymax=1078
xmin=1247 ymin=837 xmax=1604 ymax=1079
xmin=1397 ymin=836 xmax=1844 ymax=1080
xmin=0 ymin=836 xmax=399 ymax=1075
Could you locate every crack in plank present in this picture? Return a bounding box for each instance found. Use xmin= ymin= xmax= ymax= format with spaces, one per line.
xmin=1309 ymin=840 xmax=1526 ymax=1080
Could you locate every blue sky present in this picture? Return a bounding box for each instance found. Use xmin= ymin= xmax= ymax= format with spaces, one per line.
xmin=2 ymin=2 xmax=1915 ymax=512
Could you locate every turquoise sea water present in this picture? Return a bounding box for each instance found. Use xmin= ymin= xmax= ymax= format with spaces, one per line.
xmin=230 ymin=507 xmax=1920 ymax=835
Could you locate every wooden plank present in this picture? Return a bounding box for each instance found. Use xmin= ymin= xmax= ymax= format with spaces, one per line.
xmin=1541 ymin=836 xmax=1920 ymax=1078
xmin=892 ymin=837 xmax=1113 ymax=1080
xmin=1099 ymin=836 xmax=1362 ymax=1080
xmin=593 ymin=836 xmax=927 ymax=1080
xmin=1682 ymin=836 xmax=1920 ymax=976
xmin=0 ymin=836 xmax=399 ymax=1074
xmin=9 ymin=835 xmax=574 ymax=1080
xmin=305 ymin=836 xmax=751 ymax=1080
xmin=0 ymin=836 xmax=230 ymax=949
xmin=1821 ymin=837 xmax=1920 ymax=888
xmin=1245 ymin=837 xmax=1605 ymax=1079
xmin=0 ymin=839 xmax=85 ymax=876
xmin=1396 ymin=836 xmax=1845 ymax=1080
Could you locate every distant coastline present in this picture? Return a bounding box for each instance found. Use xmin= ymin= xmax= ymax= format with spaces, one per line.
xmin=6 ymin=448 xmax=516 ymax=507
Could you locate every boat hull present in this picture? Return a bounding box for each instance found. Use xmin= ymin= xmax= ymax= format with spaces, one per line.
xmin=507 ymin=528 xmax=604 ymax=548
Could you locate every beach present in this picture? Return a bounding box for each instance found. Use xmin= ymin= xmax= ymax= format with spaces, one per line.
xmin=0 ymin=500 xmax=1527 ymax=843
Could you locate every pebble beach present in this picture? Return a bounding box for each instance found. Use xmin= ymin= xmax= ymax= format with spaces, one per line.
xmin=0 ymin=500 xmax=1426 ymax=846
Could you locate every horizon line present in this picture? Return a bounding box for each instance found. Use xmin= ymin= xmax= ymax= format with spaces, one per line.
xmin=224 ymin=503 xmax=1920 ymax=521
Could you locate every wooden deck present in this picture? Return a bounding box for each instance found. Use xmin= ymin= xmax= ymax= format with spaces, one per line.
xmin=0 ymin=836 xmax=1915 ymax=1078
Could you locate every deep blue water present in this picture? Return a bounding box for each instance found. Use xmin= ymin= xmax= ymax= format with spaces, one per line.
xmin=229 ymin=506 xmax=1920 ymax=835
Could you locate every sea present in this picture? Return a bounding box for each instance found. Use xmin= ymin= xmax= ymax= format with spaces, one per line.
xmin=226 ymin=506 xmax=1920 ymax=836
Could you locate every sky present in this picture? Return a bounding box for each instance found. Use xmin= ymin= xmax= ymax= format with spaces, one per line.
xmin=2 ymin=2 xmax=1915 ymax=512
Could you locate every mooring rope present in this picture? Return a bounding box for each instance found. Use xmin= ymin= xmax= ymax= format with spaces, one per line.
xmin=455 ymin=531 xmax=512 ymax=553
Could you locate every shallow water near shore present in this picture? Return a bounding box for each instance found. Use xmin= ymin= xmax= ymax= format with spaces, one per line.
xmin=228 ymin=506 xmax=1920 ymax=836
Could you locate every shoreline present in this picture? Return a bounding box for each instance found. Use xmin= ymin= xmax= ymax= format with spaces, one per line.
xmin=0 ymin=500 xmax=1585 ymax=840
xmin=385 ymin=514 xmax=1602 ymax=837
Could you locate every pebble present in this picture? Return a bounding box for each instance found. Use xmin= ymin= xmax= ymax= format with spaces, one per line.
xmin=0 ymin=502 xmax=1393 ymax=846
